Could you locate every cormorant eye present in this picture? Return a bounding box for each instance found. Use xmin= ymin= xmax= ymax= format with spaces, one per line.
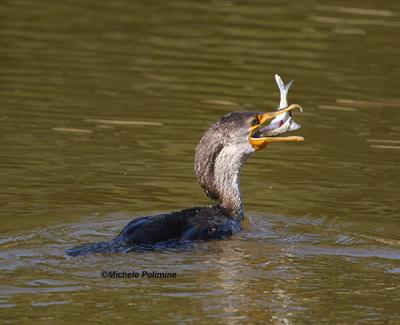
xmin=251 ymin=116 xmax=260 ymax=126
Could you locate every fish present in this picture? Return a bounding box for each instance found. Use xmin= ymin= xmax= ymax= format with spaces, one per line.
xmin=260 ymin=74 xmax=302 ymax=137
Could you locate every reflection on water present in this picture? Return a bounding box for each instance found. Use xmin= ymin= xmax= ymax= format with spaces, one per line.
xmin=1 ymin=0 xmax=400 ymax=323
xmin=1 ymin=214 xmax=399 ymax=323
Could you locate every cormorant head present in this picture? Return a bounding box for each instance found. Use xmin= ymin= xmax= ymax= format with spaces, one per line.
xmin=197 ymin=103 xmax=304 ymax=157
xmin=195 ymin=104 xmax=303 ymax=216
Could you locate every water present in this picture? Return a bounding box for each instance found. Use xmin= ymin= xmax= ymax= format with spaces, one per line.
xmin=1 ymin=0 xmax=400 ymax=323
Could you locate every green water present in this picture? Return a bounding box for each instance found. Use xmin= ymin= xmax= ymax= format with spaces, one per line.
xmin=1 ymin=0 xmax=400 ymax=323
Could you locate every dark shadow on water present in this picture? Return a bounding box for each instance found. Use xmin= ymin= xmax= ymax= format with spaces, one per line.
xmin=65 ymin=237 xmax=199 ymax=256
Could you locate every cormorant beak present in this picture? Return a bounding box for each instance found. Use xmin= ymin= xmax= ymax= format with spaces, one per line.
xmin=249 ymin=104 xmax=304 ymax=151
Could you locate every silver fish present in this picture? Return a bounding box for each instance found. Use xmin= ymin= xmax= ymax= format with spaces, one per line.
xmin=261 ymin=74 xmax=302 ymax=137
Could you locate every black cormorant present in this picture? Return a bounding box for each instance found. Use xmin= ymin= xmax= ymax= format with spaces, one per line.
xmin=66 ymin=102 xmax=303 ymax=256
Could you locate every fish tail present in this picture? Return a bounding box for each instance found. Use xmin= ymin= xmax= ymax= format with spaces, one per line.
xmin=275 ymin=74 xmax=294 ymax=109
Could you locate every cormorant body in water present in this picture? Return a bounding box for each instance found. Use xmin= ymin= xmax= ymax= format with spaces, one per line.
xmin=67 ymin=76 xmax=303 ymax=256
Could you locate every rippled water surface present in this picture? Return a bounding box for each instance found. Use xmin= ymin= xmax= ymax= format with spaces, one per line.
xmin=1 ymin=0 xmax=400 ymax=323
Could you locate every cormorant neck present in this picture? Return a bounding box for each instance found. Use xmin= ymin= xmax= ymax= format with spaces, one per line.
xmin=195 ymin=130 xmax=252 ymax=220
xmin=213 ymin=143 xmax=250 ymax=219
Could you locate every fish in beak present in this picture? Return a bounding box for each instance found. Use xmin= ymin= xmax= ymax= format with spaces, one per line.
xmin=249 ymin=75 xmax=304 ymax=151
xmin=264 ymin=74 xmax=302 ymax=136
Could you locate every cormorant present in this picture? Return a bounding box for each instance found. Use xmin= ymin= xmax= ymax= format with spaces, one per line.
xmin=67 ymin=77 xmax=303 ymax=256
